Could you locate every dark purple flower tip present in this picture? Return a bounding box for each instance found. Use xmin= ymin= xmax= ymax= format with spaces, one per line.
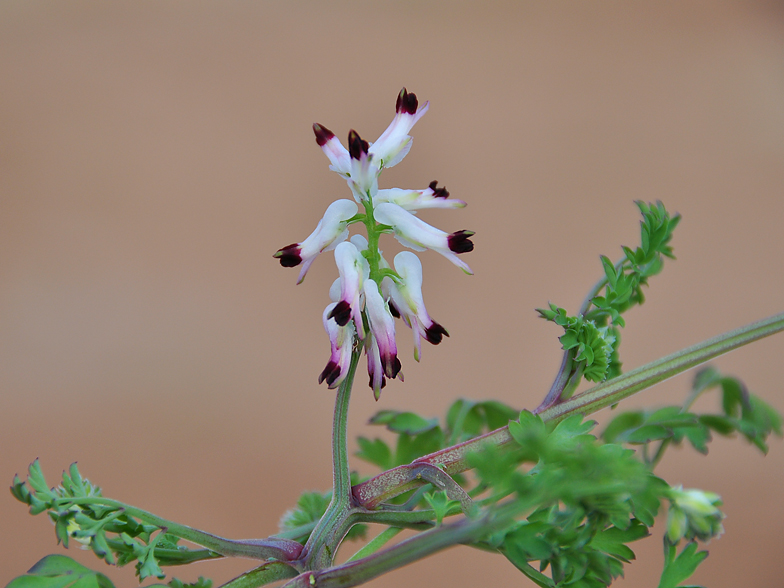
xmin=388 ymin=300 xmax=401 ymax=319
xmin=447 ymin=230 xmax=475 ymax=254
xmin=425 ymin=321 xmax=450 ymax=345
xmin=313 ymin=123 xmax=335 ymax=147
xmin=348 ymin=130 xmax=369 ymax=160
xmin=318 ymin=361 xmax=341 ymax=386
xmin=395 ymin=88 xmax=418 ymax=115
xmin=328 ymin=300 xmax=352 ymax=326
xmin=383 ymin=355 xmax=402 ymax=379
xmin=370 ymin=373 xmax=387 ymax=394
xmin=428 ymin=180 xmax=450 ymax=199
xmin=274 ymin=244 xmax=303 ymax=267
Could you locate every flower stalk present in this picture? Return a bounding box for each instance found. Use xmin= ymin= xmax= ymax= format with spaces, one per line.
xmin=302 ymin=347 xmax=361 ymax=569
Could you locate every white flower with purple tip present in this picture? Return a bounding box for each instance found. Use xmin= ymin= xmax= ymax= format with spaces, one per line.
xmin=273 ymin=199 xmax=357 ymax=284
xmin=374 ymin=181 xmax=466 ymax=211
xmin=387 ymin=252 xmax=449 ymax=362
xmin=329 ymin=241 xmax=368 ymax=338
xmin=368 ymin=89 xmax=429 ymax=169
xmin=364 ymin=279 xmax=401 ymax=381
xmin=318 ymin=302 xmax=356 ymax=389
xmin=374 ymin=202 xmax=474 ymax=275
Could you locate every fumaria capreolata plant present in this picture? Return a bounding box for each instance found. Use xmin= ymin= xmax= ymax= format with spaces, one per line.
xmin=8 ymin=88 xmax=783 ymax=588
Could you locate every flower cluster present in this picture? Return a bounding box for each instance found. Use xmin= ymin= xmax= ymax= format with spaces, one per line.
xmin=666 ymin=486 xmax=725 ymax=544
xmin=274 ymin=89 xmax=473 ymax=399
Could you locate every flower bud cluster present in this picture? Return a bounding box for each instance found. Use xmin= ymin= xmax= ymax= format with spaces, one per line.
xmin=666 ymin=486 xmax=725 ymax=544
xmin=274 ymin=89 xmax=473 ymax=399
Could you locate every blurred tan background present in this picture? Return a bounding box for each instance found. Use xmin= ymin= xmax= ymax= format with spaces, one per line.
xmin=2 ymin=2 xmax=783 ymax=586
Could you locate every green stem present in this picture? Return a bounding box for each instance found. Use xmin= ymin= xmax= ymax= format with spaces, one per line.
xmin=283 ymin=516 xmax=491 ymax=588
xmin=362 ymin=199 xmax=382 ymax=279
xmin=217 ymin=561 xmax=300 ymax=588
xmin=103 ymin=538 xmax=221 ymax=566
xmin=272 ymin=521 xmax=318 ymax=543
xmin=52 ymin=496 xmax=302 ymax=561
xmin=650 ymin=437 xmax=670 ymax=468
xmin=345 ymin=527 xmax=403 ymax=563
xmin=330 ymin=348 xmax=361 ymax=507
xmin=302 ymin=346 xmax=362 ymax=569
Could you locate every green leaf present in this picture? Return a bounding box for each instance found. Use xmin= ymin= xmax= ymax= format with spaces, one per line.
xmin=624 ymin=425 xmax=671 ymax=444
xmin=690 ymin=367 xmax=782 ymax=453
xmin=394 ymin=428 xmax=444 ymax=465
xmin=369 ymin=410 xmax=439 ymax=435
xmin=657 ymin=542 xmax=708 ymax=588
xmin=540 ymin=310 xmax=617 ymax=384
xmin=150 ymin=577 xmax=213 ymax=588
xmin=537 ymin=303 xmax=568 ymax=324
xmin=584 ymin=201 xmax=680 ymax=337
xmin=600 ymin=256 xmax=617 ymax=286
xmin=355 ymin=437 xmax=392 ymax=470
xmin=601 ymin=407 xmax=710 ymax=456
xmin=682 ymin=426 xmax=711 ymax=454
xmin=7 ymin=555 xmax=115 ymax=588
xmin=479 ymin=401 xmax=520 ymax=430
xmin=479 ymin=414 xmax=669 ymax=586
xmin=602 ymin=411 xmax=644 ymax=443
xmin=423 ymin=490 xmax=461 ymax=525
xmin=697 ymin=415 xmax=735 ymax=436
xmin=446 ymin=399 xmax=518 ymax=443
xmin=279 ymin=491 xmax=330 ymax=541
xmin=591 ymin=520 xmax=649 ymax=563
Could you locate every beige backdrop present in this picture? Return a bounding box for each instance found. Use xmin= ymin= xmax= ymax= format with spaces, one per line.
xmin=2 ymin=2 xmax=783 ymax=587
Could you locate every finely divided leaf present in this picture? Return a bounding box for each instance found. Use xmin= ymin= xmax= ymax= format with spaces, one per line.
xmin=7 ymin=555 xmax=115 ymax=588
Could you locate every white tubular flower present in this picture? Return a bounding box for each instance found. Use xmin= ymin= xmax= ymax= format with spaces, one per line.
xmin=365 ymin=335 xmax=385 ymax=401
xmin=318 ymin=302 xmax=356 ymax=389
xmin=369 ymin=88 xmax=429 ymax=169
xmin=374 ymin=181 xmax=466 ymax=211
xmin=274 ymin=199 xmax=358 ymax=284
xmin=313 ymin=123 xmax=351 ymax=177
xmin=346 ymin=130 xmax=379 ymax=202
xmin=388 ymin=252 xmax=449 ymax=362
xmin=363 ymin=279 xmax=401 ymax=384
xmin=374 ymin=202 xmax=475 ymax=275
xmin=329 ymin=241 xmax=369 ymax=338
xmin=350 ymin=233 xmax=369 ymax=251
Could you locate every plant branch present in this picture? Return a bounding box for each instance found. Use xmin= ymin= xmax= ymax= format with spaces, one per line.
xmin=537 ymin=311 xmax=784 ymax=424
xmin=281 ymin=515 xmax=491 ymax=588
xmin=345 ymin=527 xmax=403 ymax=563
xmin=217 ymin=561 xmax=300 ymax=588
xmin=52 ymin=496 xmax=302 ymax=561
xmin=353 ymin=311 xmax=784 ymax=508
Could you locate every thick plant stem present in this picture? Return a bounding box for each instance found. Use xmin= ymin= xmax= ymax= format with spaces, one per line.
xmin=283 ymin=516 xmax=490 ymax=588
xmin=303 ymin=346 xmax=362 ymax=569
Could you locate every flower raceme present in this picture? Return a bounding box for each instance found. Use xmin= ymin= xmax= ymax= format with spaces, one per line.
xmin=274 ymin=88 xmax=473 ymax=399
